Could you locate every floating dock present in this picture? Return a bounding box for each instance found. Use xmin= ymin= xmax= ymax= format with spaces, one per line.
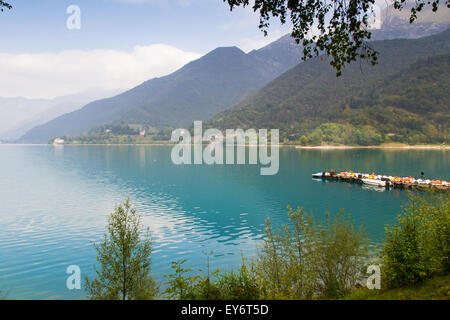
xmin=312 ymin=170 xmax=449 ymax=191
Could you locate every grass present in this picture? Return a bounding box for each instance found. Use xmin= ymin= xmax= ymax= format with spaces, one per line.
xmin=344 ymin=274 xmax=450 ymax=300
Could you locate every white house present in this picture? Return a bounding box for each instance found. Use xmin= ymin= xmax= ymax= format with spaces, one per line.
xmin=52 ymin=138 xmax=65 ymax=145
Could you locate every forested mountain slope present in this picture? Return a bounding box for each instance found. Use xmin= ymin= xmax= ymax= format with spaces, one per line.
xmin=206 ymin=29 xmax=450 ymax=145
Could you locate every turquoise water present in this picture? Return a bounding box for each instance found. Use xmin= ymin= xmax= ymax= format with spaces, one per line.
xmin=0 ymin=145 xmax=448 ymax=299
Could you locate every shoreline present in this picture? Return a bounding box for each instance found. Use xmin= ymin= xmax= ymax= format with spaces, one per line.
xmin=2 ymin=143 xmax=449 ymax=149
xmin=293 ymin=144 xmax=450 ymax=150
xmin=65 ymin=143 xmax=449 ymax=149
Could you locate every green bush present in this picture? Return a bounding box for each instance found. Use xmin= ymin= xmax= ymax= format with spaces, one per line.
xmin=215 ymin=258 xmax=260 ymax=300
xmin=381 ymin=192 xmax=450 ymax=289
xmin=164 ymin=255 xmax=222 ymax=300
xmin=85 ymin=199 xmax=158 ymax=300
xmin=311 ymin=211 xmax=370 ymax=298
xmin=162 ymin=208 xmax=369 ymax=300
xmin=163 ymin=259 xmax=200 ymax=300
xmin=253 ymin=207 xmax=369 ymax=299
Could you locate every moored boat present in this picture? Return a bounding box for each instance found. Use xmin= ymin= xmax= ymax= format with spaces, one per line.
xmin=312 ymin=170 xmax=448 ymax=190
xmin=362 ymin=178 xmax=389 ymax=187
xmin=312 ymin=172 xmax=323 ymax=178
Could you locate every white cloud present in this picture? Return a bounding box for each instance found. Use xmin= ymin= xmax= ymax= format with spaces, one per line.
xmin=0 ymin=44 xmax=201 ymax=99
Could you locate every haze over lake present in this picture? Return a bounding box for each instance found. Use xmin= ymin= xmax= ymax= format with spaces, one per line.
xmin=0 ymin=145 xmax=448 ymax=299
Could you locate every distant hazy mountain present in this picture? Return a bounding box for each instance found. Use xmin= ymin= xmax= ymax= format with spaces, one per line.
xmin=371 ymin=3 xmax=450 ymax=40
xmin=0 ymin=89 xmax=119 ymax=141
xmin=0 ymin=97 xmax=50 ymax=141
xmin=20 ymin=36 xmax=303 ymax=143
xmin=206 ymin=29 xmax=450 ymax=144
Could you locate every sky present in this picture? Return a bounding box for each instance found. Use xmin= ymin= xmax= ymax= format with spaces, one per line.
xmin=0 ymin=0 xmax=293 ymax=99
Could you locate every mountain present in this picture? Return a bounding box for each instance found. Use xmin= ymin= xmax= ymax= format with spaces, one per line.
xmin=206 ymin=29 xmax=450 ymax=145
xmin=371 ymin=3 xmax=450 ymax=40
xmin=246 ymin=33 xmax=306 ymax=74
xmin=0 ymin=97 xmax=51 ymax=141
xmin=0 ymin=89 xmax=119 ymax=141
xmin=19 ymin=5 xmax=450 ymax=144
xmin=19 ymin=36 xmax=303 ymax=143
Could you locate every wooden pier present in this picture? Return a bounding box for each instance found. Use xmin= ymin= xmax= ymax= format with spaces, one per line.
xmin=313 ymin=170 xmax=449 ymax=191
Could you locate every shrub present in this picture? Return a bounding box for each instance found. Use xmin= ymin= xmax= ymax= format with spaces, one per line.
xmin=163 ymin=259 xmax=199 ymax=300
xmin=85 ymin=199 xmax=157 ymax=300
xmin=164 ymin=254 xmax=222 ymax=300
xmin=381 ymin=191 xmax=450 ymax=288
xmin=253 ymin=207 xmax=369 ymax=299
xmin=311 ymin=211 xmax=370 ymax=298
xmin=215 ymin=258 xmax=260 ymax=300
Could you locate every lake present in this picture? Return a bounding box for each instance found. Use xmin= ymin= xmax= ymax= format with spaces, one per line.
xmin=0 ymin=145 xmax=448 ymax=299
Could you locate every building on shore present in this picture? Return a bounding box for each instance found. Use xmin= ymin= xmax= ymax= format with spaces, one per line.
xmin=52 ymin=138 xmax=65 ymax=145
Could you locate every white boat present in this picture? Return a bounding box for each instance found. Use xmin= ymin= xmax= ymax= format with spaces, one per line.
xmin=362 ymin=178 xmax=388 ymax=187
xmin=312 ymin=172 xmax=324 ymax=178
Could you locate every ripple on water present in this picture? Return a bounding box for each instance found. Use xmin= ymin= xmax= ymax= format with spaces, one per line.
xmin=0 ymin=145 xmax=448 ymax=299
